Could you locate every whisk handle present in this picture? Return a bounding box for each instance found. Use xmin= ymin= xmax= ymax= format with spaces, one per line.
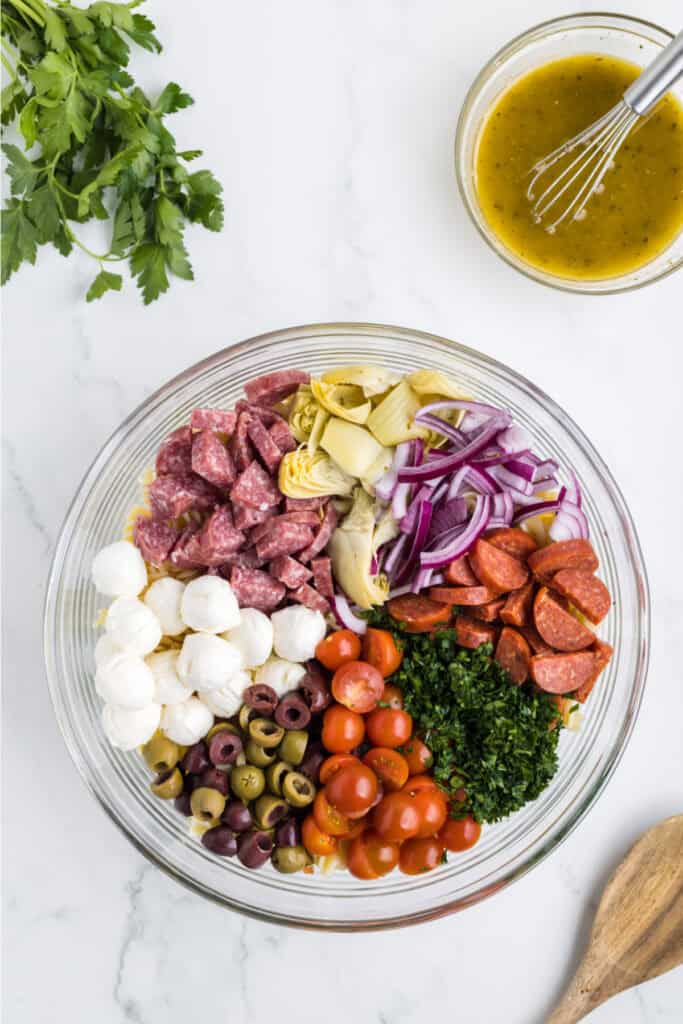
xmin=624 ymin=29 xmax=683 ymax=115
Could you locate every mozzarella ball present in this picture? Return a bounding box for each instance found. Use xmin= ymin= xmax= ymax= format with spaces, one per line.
xmin=143 ymin=577 xmax=186 ymax=636
xmin=102 ymin=703 xmax=161 ymax=750
xmin=95 ymin=652 xmax=155 ymax=709
xmin=92 ymin=541 xmax=147 ymax=597
xmin=271 ymin=606 xmax=327 ymax=663
xmin=146 ymin=650 xmax=191 ymax=706
xmin=224 ymin=608 xmax=273 ymax=669
xmin=198 ymin=671 xmax=252 ymax=717
xmin=161 ymin=697 xmax=213 ymax=745
xmin=105 ymin=596 xmax=162 ymax=656
xmin=180 ymin=575 xmax=241 ymax=634
xmin=94 ymin=633 xmax=123 ymax=668
xmin=177 ymin=633 xmax=243 ymax=692
xmin=254 ymin=657 xmax=306 ymax=698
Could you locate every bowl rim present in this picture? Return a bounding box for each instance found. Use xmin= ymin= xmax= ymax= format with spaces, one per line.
xmin=454 ymin=11 xmax=682 ymax=295
xmin=43 ymin=322 xmax=651 ymax=929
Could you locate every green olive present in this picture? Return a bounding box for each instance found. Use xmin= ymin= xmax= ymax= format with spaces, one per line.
xmin=150 ymin=767 xmax=184 ymax=800
xmin=248 ymin=718 xmax=285 ymax=749
xmin=245 ymin=739 xmax=277 ymax=767
xmin=272 ymin=845 xmax=312 ymax=874
xmin=142 ymin=733 xmax=180 ymax=774
xmin=238 ymin=703 xmax=257 ymax=732
xmin=282 ymin=771 xmax=316 ymax=808
xmin=265 ymin=760 xmax=291 ymax=795
xmin=277 ymin=730 xmax=308 ymax=766
xmin=230 ymin=764 xmax=265 ymax=802
xmin=253 ymin=794 xmax=289 ymax=829
xmin=190 ymin=786 xmax=226 ymax=822
xmin=206 ymin=721 xmax=239 ymax=741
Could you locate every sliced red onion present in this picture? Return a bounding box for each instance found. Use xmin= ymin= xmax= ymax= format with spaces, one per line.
xmin=447 ymin=465 xmax=469 ymax=501
xmin=492 ymin=491 xmax=514 ymax=524
xmin=397 ymin=417 xmax=508 ymax=483
xmin=383 ymin=532 xmax=408 ymax=577
xmin=549 ymin=500 xmax=588 ymax=541
xmin=530 ymin=476 xmax=558 ymax=495
xmin=420 ymin=495 xmax=491 ymax=569
xmin=374 ymin=468 xmax=397 ymax=502
xmin=464 ymin=465 xmax=499 ymax=495
xmin=414 ymin=566 xmax=433 ymax=590
xmin=413 ymin=412 xmax=468 ymax=448
xmin=331 ymin=593 xmax=367 ymax=634
xmin=474 ymin=447 xmax=529 ymax=467
xmin=416 ymin=398 xmax=508 ymax=422
xmin=428 ymin=496 xmax=468 ymax=538
xmin=392 ymin=482 xmax=410 ymax=520
xmin=564 ymin=471 xmax=583 ymax=508
xmin=395 ymin=501 xmax=433 ymax=584
xmin=388 ymin=583 xmax=415 ymax=599
xmin=400 ymin=483 xmax=436 ymax=533
xmin=512 ymin=500 xmax=562 ymax=525
xmin=497 ymin=424 xmax=533 ymax=452
xmin=490 ymin=465 xmax=535 ymax=496
xmin=504 ymin=456 xmax=559 ymax=483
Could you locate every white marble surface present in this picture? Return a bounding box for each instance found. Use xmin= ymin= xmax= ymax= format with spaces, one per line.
xmin=3 ymin=0 xmax=683 ymax=1020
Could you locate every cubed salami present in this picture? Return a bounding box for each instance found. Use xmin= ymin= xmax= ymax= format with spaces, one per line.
xmin=246 ymin=415 xmax=284 ymax=473
xmin=284 ymin=496 xmax=328 ymax=512
xmin=133 ymin=516 xmax=180 ymax=567
xmin=230 ymin=566 xmax=285 ymax=612
xmin=231 ymin=461 xmax=282 ymax=510
xmin=269 ymin=419 xmax=297 ymax=454
xmin=190 ymin=408 xmax=237 ymax=434
xmin=229 ymin=414 xmax=254 ymax=473
xmin=197 ymin=505 xmax=245 ymax=565
xmin=269 ymin=555 xmax=312 ymax=588
xmin=219 ymin=548 xmax=267 ymax=572
xmin=298 ymin=502 xmax=338 ymax=562
xmin=250 ymin=511 xmax=321 ymax=545
xmin=155 ymin=426 xmax=193 ymax=477
xmin=232 ymin=504 xmax=277 ymax=530
xmin=244 ymin=370 xmax=310 ymax=407
xmin=191 ymin=431 xmax=236 ymax=488
xmin=311 ymin=557 xmax=334 ymax=598
xmin=169 ymin=526 xmax=205 ymax=569
xmin=235 ymin=400 xmax=285 ymax=426
xmin=149 ymin=473 xmax=219 ymax=521
xmin=255 ymin=524 xmax=314 ymax=561
xmin=289 ymin=582 xmax=330 ymax=614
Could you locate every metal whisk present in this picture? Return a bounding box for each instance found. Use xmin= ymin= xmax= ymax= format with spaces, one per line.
xmin=528 ymin=29 xmax=683 ymax=232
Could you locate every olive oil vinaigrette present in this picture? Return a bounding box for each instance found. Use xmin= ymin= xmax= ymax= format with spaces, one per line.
xmin=475 ymin=55 xmax=683 ymax=280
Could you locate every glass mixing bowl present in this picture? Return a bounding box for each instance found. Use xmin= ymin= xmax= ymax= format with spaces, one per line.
xmin=44 ymin=324 xmax=649 ymax=929
xmin=455 ymin=13 xmax=683 ymax=294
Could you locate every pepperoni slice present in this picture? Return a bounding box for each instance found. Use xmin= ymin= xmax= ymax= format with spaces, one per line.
xmin=519 ymin=624 xmax=554 ymax=656
xmin=469 ymin=538 xmax=529 ymax=592
xmin=528 ymin=539 xmax=598 ymax=582
xmin=485 ymin=527 xmax=538 ymax=560
xmin=469 ymin=598 xmax=506 ymax=623
xmin=533 ymin=586 xmax=595 ymax=652
xmin=575 ymin=639 xmax=613 ymax=702
xmin=428 ymin=585 xmax=501 ymax=606
xmin=551 ymin=569 xmax=611 ymax=625
xmin=454 ymin=616 xmax=497 ymax=649
xmin=495 ymin=627 xmax=531 ymax=684
xmin=500 ymin=582 xmax=535 ymax=628
xmin=529 ymin=651 xmax=597 ymax=694
xmin=388 ymin=595 xmax=451 ymax=633
xmin=444 ymin=556 xmax=479 ymax=587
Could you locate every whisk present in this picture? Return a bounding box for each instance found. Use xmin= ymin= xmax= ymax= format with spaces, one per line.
xmin=528 ymin=29 xmax=683 ymax=232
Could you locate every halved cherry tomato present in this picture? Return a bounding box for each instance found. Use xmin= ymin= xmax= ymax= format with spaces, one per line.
xmin=319 ymin=753 xmax=360 ymax=785
xmin=363 ymin=747 xmax=409 ymax=792
xmin=331 ymin=661 xmax=384 ymax=714
xmin=315 ymin=629 xmax=361 ymax=671
xmin=321 ymin=705 xmax=365 ymax=753
xmin=313 ymin=790 xmax=351 ymax=837
xmin=438 ymin=814 xmax=482 ymax=852
xmin=381 ymin=684 xmax=404 ymax=709
xmin=302 ymin=814 xmax=337 ymax=857
xmin=366 ymin=707 xmax=412 ymax=748
xmin=346 ymin=836 xmax=378 ymax=879
xmin=362 ymin=629 xmax=403 ymax=678
xmin=372 ymin=792 xmax=420 ymax=842
xmin=399 ymin=837 xmax=445 ymax=875
xmin=402 ymin=774 xmax=441 ymax=796
xmin=412 ymin=788 xmax=448 ymax=838
xmin=402 ymin=737 xmax=433 ymax=775
xmin=337 ymin=816 xmax=367 ymax=841
xmin=326 ymin=764 xmax=378 ymax=816
xmin=347 ymin=830 xmax=400 ymax=879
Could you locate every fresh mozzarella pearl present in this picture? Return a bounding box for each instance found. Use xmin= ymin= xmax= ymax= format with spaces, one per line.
xmin=177 ymin=633 xmax=243 ymax=692
xmin=95 ymin=652 xmax=155 ymax=709
xmin=102 ymin=703 xmax=161 ymax=750
xmin=146 ymin=650 xmax=191 ymax=705
xmin=143 ymin=577 xmax=186 ymax=636
xmin=180 ymin=575 xmax=241 ymax=634
xmin=161 ymin=697 xmax=213 ymax=745
xmin=92 ymin=541 xmax=147 ymax=597
xmin=254 ymin=657 xmax=306 ymax=698
xmin=271 ymin=606 xmax=326 ymax=663
xmin=105 ymin=596 xmax=162 ymax=656
xmin=224 ymin=608 xmax=273 ymax=669
xmin=198 ymin=671 xmax=252 ymax=717
xmin=94 ymin=633 xmax=123 ymax=668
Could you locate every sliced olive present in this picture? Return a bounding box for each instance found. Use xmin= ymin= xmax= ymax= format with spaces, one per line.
xmin=238 ymin=703 xmax=257 ymax=732
xmin=253 ymin=794 xmax=289 ymax=829
xmin=266 ymin=760 xmax=291 ymax=795
xmin=150 ymin=767 xmax=183 ymax=800
xmin=248 ymin=717 xmax=285 ymax=749
xmin=190 ymin=785 xmax=226 ymax=822
xmin=142 ymin=734 xmax=180 ymax=774
xmin=206 ymin=721 xmax=239 ymax=741
xmin=272 ymin=845 xmax=312 ymax=874
xmin=245 ymin=740 xmax=277 ymax=767
xmin=282 ymin=771 xmax=316 ymax=808
xmin=277 ymin=730 xmax=308 ymax=766
xmin=230 ymin=764 xmax=265 ymax=802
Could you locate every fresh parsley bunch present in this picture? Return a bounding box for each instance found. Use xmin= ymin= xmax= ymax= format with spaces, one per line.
xmin=1 ymin=0 xmax=223 ymax=303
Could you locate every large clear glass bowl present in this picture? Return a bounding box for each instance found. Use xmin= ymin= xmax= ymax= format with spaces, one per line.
xmin=44 ymin=324 xmax=649 ymax=929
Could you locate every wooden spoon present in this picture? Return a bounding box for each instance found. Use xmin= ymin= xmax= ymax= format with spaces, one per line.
xmin=547 ymin=815 xmax=683 ymax=1023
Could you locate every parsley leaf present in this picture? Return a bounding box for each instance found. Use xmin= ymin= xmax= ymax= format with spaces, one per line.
xmin=86 ymin=268 xmax=123 ymax=301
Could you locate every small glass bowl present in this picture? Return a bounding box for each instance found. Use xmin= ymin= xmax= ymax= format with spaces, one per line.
xmin=455 ymin=13 xmax=683 ymax=294
xmin=44 ymin=324 xmax=650 ymax=929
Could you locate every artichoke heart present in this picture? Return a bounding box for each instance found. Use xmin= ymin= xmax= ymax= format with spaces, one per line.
xmin=279 ymin=448 xmax=356 ymax=498
xmin=366 ymin=380 xmax=427 ymax=446
xmin=407 ymin=369 xmax=467 ymax=401
xmin=310 ymin=380 xmax=371 ymax=424
xmin=328 ymin=488 xmax=390 ymax=609
xmin=307 ymin=405 xmax=330 ymax=453
xmin=320 ymin=365 xmax=401 ymax=398
xmin=320 ymin=418 xmax=391 ymax=480
xmin=288 ymin=385 xmax=319 ymax=443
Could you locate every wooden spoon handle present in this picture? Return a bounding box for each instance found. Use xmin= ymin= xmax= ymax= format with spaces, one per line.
xmin=545 ymin=962 xmax=605 ymax=1024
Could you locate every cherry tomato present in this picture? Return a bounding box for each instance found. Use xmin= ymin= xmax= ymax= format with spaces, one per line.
xmin=315 ymin=629 xmax=361 ymax=671
xmin=347 ymin=830 xmax=400 ymax=879
xmin=319 ymin=753 xmax=360 ymax=785
xmin=302 ymin=814 xmax=337 ymax=857
xmin=381 ymin=684 xmax=404 ymax=709
xmin=438 ymin=814 xmax=482 ymax=852
xmin=337 ymin=817 xmax=367 ymax=841
xmin=363 ymin=747 xmax=410 ymax=792
xmin=402 ymin=774 xmax=441 ymax=796
xmin=399 ymin=837 xmax=445 ymax=875
xmin=366 ymin=707 xmax=412 ymax=748
xmin=346 ymin=835 xmax=378 ymax=879
xmin=331 ymin=661 xmax=384 ymax=714
xmin=402 ymin=737 xmax=433 ymax=775
xmin=326 ymin=764 xmax=378 ymax=816
xmin=412 ymin=788 xmax=448 ymax=838
xmin=362 ymin=629 xmax=403 ymax=678
xmin=322 ymin=705 xmax=365 ymax=754
xmin=313 ymin=790 xmax=351 ymax=837
xmin=372 ymin=792 xmax=421 ymax=842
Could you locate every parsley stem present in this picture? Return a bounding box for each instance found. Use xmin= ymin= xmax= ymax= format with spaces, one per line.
xmin=1 ymin=53 xmax=16 ymax=79
xmin=9 ymin=0 xmax=43 ymax=26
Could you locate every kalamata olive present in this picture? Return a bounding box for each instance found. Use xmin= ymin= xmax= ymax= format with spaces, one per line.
xmin=274 ymin=693 xmax=311 ymax=730
xmin=275 ymin=817 xmax=301 ymax=848
xmin=298 ymin=741 xmax=325 ymax=784
xmin=238 ymin=830 xmax=273 ymax=869
xmin=222 ymin=800 xmax=253 ymax=832
xmin=243 ymin=683 xmax=278 ymax=715
xmin=200 ymin=766 xmax=230 ymax=796
xmin=174 ymin=791 xmax=193 ymax=817
xmin=201 ymin=826 xmax=238 ymax=857
xmin=301 ymin=663 xmax=332 ymax=713
xmin=182 ymin=741 xmax=210 ymax=775
xmin=208 ymin=729 xmax=243 ymax=766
